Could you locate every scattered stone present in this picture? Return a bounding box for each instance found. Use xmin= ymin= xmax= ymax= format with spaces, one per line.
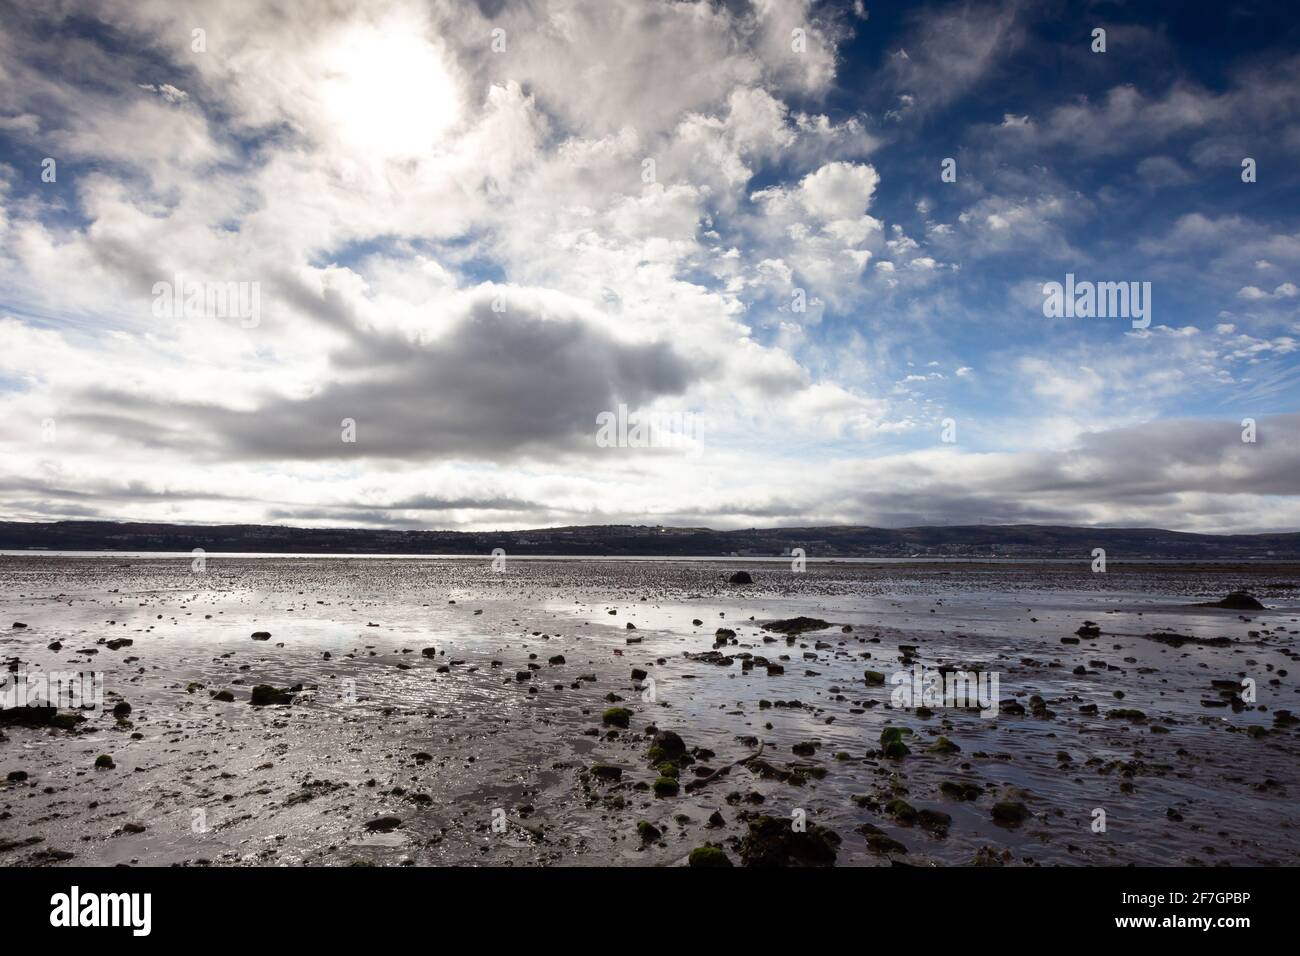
xmin=1199 ymin=591 xmax=1265 ymax=610
xmin=250 ymin=685 xmax=294 ymax=706
xmin=738 ymin=815 xmax=840 ymax=867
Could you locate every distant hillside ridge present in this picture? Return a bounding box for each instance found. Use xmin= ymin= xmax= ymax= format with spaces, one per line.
xmin=2 ymin=520 xmax=1299 ymax=558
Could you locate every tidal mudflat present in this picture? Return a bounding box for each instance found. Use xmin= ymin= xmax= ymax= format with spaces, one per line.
xmin=1 ymin=555 xmax=1297 ymax=867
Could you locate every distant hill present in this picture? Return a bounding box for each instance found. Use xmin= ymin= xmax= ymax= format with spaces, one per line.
xmin=1 ymin=520 xmax=1298 ymax=558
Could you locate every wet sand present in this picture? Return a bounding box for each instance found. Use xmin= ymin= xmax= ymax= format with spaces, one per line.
xmin=2 ymin=555 xmax=1297 ymax=866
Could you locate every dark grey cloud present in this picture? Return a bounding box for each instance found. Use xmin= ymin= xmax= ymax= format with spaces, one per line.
xmin=65 ymin=295 xmax=700 ymax=463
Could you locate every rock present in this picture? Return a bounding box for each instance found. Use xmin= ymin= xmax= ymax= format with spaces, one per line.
xmin=1106 ymin=708 xmax=1147 ymax=722
xmin=1075 ymin=622 xmax=1101 ymax=638
xmin=105 ymin=638 xmax=132 ymax=650
xmin=917 ymin=809 xmax=952 ymax=833
xmin=727 ymin=571 xmax=753 ymax=585
xmin=591 ymin=764 xmax=623 ymax=782
xmin=421 ymin=647 xmax=437 ymax=658
xmin=6 ymin=770 xmax=28 ymax=782
xmin=111 ymin=702 xmax=131 ymax=718
xmin=688 ymin=846 xmax=733 ymax=867
xmin=249 ymin=684 xmax=294 ymax=706
xmin=625 ymin=622 xmax=636 ymax=630
xmin=94 ymin=754 xmax=115 ymax=769
xmin=927 ymin=736 xmax=960 ymax=754
xmin=630 ymin=667 xmax=648 ymax=681
xmin=548 ymin=655 xmax=566 ymax=665
xmin=991 ymin=801 xmax=1031 ymax=825
xmin=1200 ymin=590 xmax=1265 ymax=610
xmin=121 ymin=822 xmax=147 ymax=834
xmin=791 ymin=741 xmax=818 ymax=756
xmin=637 ymin=820 xmax=662 ymax=843
xmin=864 ymin=670 xmax=886 ymax=685
xmin=1142 ymin=632 xmax=1231 ymax=648
xmin=857 ymin=823 xmax=906 ymax=854
xmin=251 ymin=631 xmax=272 ymax=640
xmin=707 ymin=810 xmax=726 ymax=827
xmin=648 ymin=729 xmax=686 ymax=762
xmin=939 ymin=780 xmax=983 ymax=801
xmin=685 ymin=650 xmax=733 ymax=666
xmin=738 ymin=815 xmax=840 ymax=866
xmin=213 ymin=690 xmax=236 ymax=703
xmin=601 ymin=707 xmax=632 ymax=728
xmin=11 ymin=622 xmax=27 ymax=629
xmin=691 ymin=619 xmax=703 ymax=626
xmin=761 ymin=617 xmax=832 ymax=635
xmin=364 ymin=816 xmax=402 ymax=832
xmin=0 ymin=706 xmax=84 ymax=729
xmin=885 ymin=798 xmax=918 ymax=823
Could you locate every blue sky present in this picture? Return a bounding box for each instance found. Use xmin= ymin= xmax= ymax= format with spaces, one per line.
xmin=0 ymin=0 xmax=1298 ymax=532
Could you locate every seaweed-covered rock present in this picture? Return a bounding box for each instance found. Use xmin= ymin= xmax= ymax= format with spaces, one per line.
xmin=688 ymin=846 xmax=733 ymax=867
xmin=637 ymin=820 xmax=662 ymax=843
xmin=653 ymin=776 xmax=680 ymax=797
xmin=857 ymin=823 xmax=906 ymax=855
xmin=885 ymin=798 xmax=918 ymax=823
xmin=601 ymin=707 xmax=632 ymax=728
xmin=727 ymin=571 xmax=753 ymax=585
xmin=880 ymin=726 xmax=912 ymax=759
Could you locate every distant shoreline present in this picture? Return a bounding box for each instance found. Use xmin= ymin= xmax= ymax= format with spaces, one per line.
xmin=3 ymin=551 xmax=1300 ymax=569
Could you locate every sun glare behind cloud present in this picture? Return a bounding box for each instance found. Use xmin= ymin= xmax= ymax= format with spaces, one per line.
xmin=318 ymin=23 xmax=461 ymax=159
